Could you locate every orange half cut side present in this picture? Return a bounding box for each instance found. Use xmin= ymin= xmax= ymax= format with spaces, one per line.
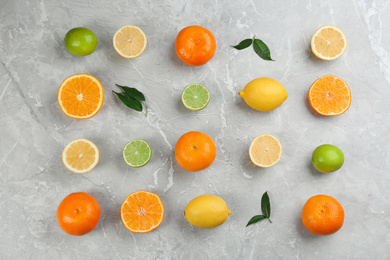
xmin=308 ymin=75 xmax=351 ymax=116
xmin=58 ymin=74 xmax=104 ymax=119
xmin=120 ymin=191 xmax=164 ymax=233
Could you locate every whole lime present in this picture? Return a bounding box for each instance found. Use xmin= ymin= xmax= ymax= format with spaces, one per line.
xmin=312 ymin=144 xmax=344 ymax=173
xmin=64 ymin=27 xmax=97 ymax=56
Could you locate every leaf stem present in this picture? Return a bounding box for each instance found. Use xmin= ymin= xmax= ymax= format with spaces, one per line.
xmin=268 ymin=218 xmax=272 ymax=223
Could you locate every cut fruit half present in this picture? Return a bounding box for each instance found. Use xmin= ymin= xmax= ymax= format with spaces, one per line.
xmin=62 ymin=138 xmax=99 ymax=174
xmin=308 ymin=75 xmax=351 ymax=116
xmin=58 ymin=74 xmax=104 ymax=119
xmin=113 ymin=25 xmax=147 ymax=59
xmin=249 ymin=134 xmax=282 ymax=168
xmin=123 ymin=139 xmax=152 ymax=167
xmin=120 ymin=191 xmax=164 ymax=233
xmin=311 ymin=25 xmax=347 ymax=61
xmin=181 ymin=83 xmax=210 ymax=111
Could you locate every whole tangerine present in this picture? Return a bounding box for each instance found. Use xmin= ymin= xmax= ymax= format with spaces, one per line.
xmin=175 ymin=131 xmax=216 ymax=172
xmin=302 ymin=194 xmax=344 ymax=235
xmin=175 ymin=25 xmax=216 ymax=66
xmin=57 ymin=192 xmax=101 ymax=236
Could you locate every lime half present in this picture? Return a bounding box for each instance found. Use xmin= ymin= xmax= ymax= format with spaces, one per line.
xmin=181 ymin=83 xmax=210 ymax=111
xmin=123 ymin=139 xmax=152 ymax=167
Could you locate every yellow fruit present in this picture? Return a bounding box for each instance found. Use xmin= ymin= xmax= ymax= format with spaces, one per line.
xmin=62 ymin=138 xmax=99 ymax=174
xmin=238 ymin=77 xmax=288 ymax=111
xmin=311 ymin=25 xmax=347 ymax=61
xmin=113 ymin=25 xmax=147 ymax=59
xmin=249 ymin=134 xmax=282 ymax=168
xmin=184 ymin=195 xmax=231 ymax=228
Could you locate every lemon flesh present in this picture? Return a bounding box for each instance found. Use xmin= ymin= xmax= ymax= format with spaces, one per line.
xmin=184 ymin=195 xmax=231 ymax=228
xmin=238 ymin=77 xmax=288 ymax=111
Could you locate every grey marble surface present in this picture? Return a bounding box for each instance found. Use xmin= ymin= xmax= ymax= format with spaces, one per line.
xmin=1 ymin=0 xmax=389 ymax=259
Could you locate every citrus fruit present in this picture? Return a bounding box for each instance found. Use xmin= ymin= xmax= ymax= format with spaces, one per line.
xmin=175 ymin=25 xmax=216 ymax=66
xmin=184 ymin=195 xmax=231 ymax=229
xmin=175 ymin=131 xmax=216 ymax=172
xmin=312 ymin=144 xmax=344 ymax=173
xmin=120 ymin=191 xmax=164 ymax=233
xmin=311 ymin=25 xmax=347 ymax=60
xmin=64 ymin=27 xmax=98 ymax=56
xmin=238 ymin=77 xmax=288 ymax=112
xmin=57 ymin=74 xmax=104 ymax=119
xmin=123 ymin=139 xmax=152 ymax=168
xmin=57 ymin=192 xmax=101 ymax=236
xmin=308 ymin=75 xmax=351 ymax=116
xmin=302 ymin=194 xmax=344 ymax=235
xmin=62 ymin=138 xmax=99 ymax=174
xmin=181 ymin=83 xmax=210 ymax=111
xmin=113 ymin=25 xmax=147 ymax=59
xmin=249 ymin=134 xmax=282 ymax=168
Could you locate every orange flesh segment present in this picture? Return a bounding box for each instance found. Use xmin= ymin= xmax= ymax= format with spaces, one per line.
xmin=58 ymin=74 xmax=103 ymax=119
xmin=121 ymin=191 xmax=164 ymax=233
xmin=309 ymin=75 xmax=351 ymax=116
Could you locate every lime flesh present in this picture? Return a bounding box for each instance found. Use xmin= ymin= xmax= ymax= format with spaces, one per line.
xmin=65 ymin=27 xmax=98 ymax=56
xmin=181 ymin=83 xmax=210 ymax=111
xmin=312 ymin=144 xmax=344 ymax=173
xmin=123 ymin=139 xmax=152 ymax=167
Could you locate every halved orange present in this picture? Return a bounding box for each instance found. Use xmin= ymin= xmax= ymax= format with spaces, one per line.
xmin=120 ymin=191 xmax=164 ymax=233
xmin=311 ymin=25 xmax=347 ymax=61
xmin=249 ymin=134 xmax=282 ymax=168
xmin=58 ymin=74 xmax=104 ymax=119
xmin=308 ymin=75 xmax=351 ymax=116
xmin=113 ymin=25 xmax=147 ymax=59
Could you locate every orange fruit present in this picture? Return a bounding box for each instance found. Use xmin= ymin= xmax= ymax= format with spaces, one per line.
xmin=302 ymin=194 xmax=344 ymax=235
xmin=120 ymin=191 xmax=164 ymax=233
xmin=175 ymin=25 xmax=216 ymax=66
xmin=308 ymin=75 xmax=351 ymax=116
xmin=311 ymin=25 xmax=347 ymax=60
xmin=58 ymin=74 xmax=104 ymax=119
xmin=249 ymin=134 xmax=282 ymax=168
xmin=113 ymin=25 xmax=147 ymax=59
xmin=175 ymin=131 xmax=216 ymax=172
xmin=57 ymin=192 xmax=101 ymax=236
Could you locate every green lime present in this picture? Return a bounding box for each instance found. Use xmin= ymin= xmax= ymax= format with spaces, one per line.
xmin=64 ymin=27 xmax=98 ymax=56
xmin=181 ymin=83 xmax=210 ymax=111
xmin=123 ymin=139 xmax=152 ymax=168
xmin=312 ymin=144 xmax=344 ymax=173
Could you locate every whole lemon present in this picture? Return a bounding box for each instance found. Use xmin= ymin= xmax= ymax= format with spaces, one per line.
xmin=238 ymin=77 xmax=288 ymax=111
xmin=184 ymin=195 xmax=231 ymax=228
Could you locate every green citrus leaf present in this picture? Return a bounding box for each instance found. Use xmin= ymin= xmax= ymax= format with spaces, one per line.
xmin=115 ymin=84 xmax=145 ymax=102
xmin=112 ymin=90 xmax=142 ymax=111
xmin=232 ymin=38 xmax=253 ymax=50
xmin=261 ymin=191 xmax=271 ymax=218
xmin=246 ymin=215 xmax=266 ymax=227
xmin=253 ymin=38 xmax=274 ymax=61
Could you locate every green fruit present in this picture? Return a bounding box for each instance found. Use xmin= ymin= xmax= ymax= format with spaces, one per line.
xmin=123 ymin=139 xmax=152 ymax=168
xmin=184 ymin=195 xmax=231 ymax=228
xmin=181 ymin=83 xmax=210 ymax=111
xmin=312 ymin=144 xmax=344 ymax=173
xmin=64 ymin=27 xmax=98 ymax=56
